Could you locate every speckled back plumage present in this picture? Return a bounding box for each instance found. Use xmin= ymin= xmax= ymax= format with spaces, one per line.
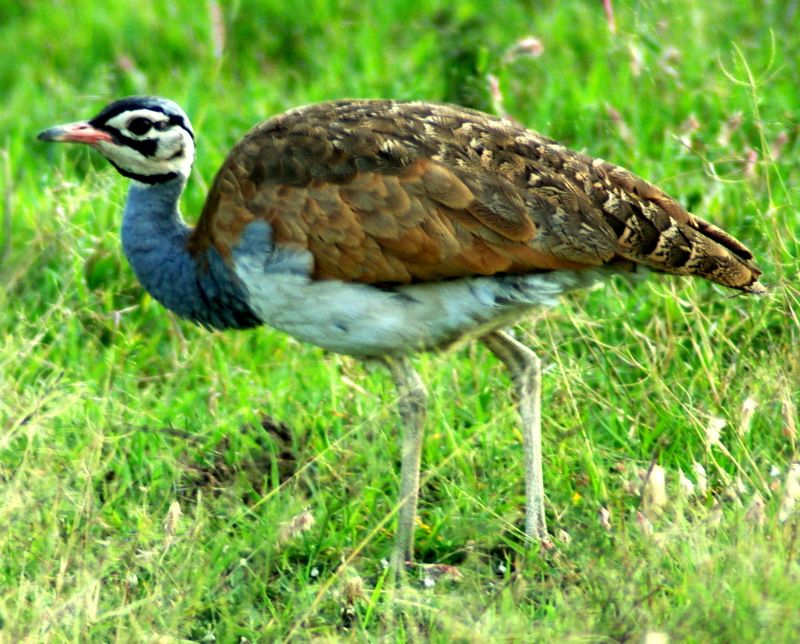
xmin=189 ymin=99 xmax=763 ymax=293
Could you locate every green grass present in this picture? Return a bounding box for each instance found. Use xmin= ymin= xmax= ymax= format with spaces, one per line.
xmin=2 ymin=0 xmax=799 ymax=640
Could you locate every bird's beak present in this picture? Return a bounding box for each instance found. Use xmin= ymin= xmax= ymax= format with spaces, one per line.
xmin=37 ymin=121 xmax=114 ymax=147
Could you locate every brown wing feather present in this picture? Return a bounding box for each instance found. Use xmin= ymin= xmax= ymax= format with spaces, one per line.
xmin=188 ymin=100 xmax=764 ymax=293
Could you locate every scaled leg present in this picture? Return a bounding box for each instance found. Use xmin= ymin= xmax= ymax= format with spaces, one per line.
xmin=384 ymin=355 xmax=428 ymax=572
xmin=481 ymin=329 xmax=548 ymax=543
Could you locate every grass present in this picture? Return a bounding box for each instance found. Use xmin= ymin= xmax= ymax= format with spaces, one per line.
xmin=1 ymin=0 xmax=799 ymax=640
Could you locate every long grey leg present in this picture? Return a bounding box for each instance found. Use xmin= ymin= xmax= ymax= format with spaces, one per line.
xmin=481 ymin=329 xmax=548 ymax=543
xmin=384 ymin=355 xmax=428 ymax=572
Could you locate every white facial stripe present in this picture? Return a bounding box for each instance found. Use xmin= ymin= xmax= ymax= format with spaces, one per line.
xmin=105 ymin=109 xmax=171 ymax=136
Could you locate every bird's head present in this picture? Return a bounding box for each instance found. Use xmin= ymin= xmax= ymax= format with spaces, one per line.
xmin=38 ymin=96 xmax=196 ymax=184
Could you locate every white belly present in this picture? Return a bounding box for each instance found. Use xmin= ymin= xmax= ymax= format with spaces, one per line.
xmin=233 ymin=241 xmax=608 ymax=358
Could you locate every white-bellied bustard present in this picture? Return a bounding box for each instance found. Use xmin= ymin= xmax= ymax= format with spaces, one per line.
xmin=39 ymin=96 xmax=765 ymax=572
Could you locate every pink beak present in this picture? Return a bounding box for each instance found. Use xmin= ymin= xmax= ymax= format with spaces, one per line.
xmin=38 ymin=121 xmax=114 ymax=147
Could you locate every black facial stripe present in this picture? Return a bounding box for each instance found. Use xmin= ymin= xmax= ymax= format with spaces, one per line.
xmin=108 ymin=159 xmax=177 ymax=184
xmin=107 ymin=130 xmax=159 ymax=157
xmin=170 ymin=115 xmax=194 ymax=140
xmin=166 ymin=145 xmax=185 ymax=161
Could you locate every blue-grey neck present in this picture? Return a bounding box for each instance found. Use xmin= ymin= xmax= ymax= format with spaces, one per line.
xmin=120 ymin=178 xmax=261 ymax=330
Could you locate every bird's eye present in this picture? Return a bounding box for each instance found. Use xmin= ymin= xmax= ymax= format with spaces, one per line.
xmin=127 ymin=117 xmax=153 ymax=136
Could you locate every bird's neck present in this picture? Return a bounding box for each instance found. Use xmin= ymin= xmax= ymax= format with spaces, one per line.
xmin=120 ymin=177 xmax=260 ymax=330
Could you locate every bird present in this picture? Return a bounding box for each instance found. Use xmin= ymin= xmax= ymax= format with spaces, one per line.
xmin=38 ymin=96 xmax=765 ymax=572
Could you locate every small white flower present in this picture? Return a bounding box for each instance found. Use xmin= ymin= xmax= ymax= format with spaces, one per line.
xmin=738 ymin=397 xmax=757 ymax=436
xmin=598 ymin=507 xmax=612 ymax=531
xmin=642 ymin=632 xmax=670 ymax=644
xmin=514 ymin=37 xmax=544 ymax=58
xmin=642 ymin=464 xmax=667 ymax=514
xmin=778 ymin=462 xmax=800 ymax=523
xmin=678 ymin=469 xmax=695 ymax=499
xmin=705 ymin=417 xmax=725 ymax=448
xmin=692 ymin=462 xmax=708 ymax=496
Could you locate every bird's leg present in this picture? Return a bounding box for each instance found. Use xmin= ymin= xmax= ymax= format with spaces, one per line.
xmin=384 ymin=355 xmax=428 ymax=573
xmin=481 ymin=329 xmax=548 ymax=544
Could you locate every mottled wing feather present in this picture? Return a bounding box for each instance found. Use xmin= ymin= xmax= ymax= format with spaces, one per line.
xmin=190 ymin=100 xmax=763 ymax=293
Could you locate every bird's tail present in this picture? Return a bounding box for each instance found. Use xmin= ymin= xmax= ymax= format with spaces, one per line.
xmin=599 ymin=161 xmax=766 ymax=295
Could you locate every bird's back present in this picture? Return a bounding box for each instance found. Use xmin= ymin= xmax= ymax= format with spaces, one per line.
xmin=188 ymin=99 xmax=764 ymax=295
